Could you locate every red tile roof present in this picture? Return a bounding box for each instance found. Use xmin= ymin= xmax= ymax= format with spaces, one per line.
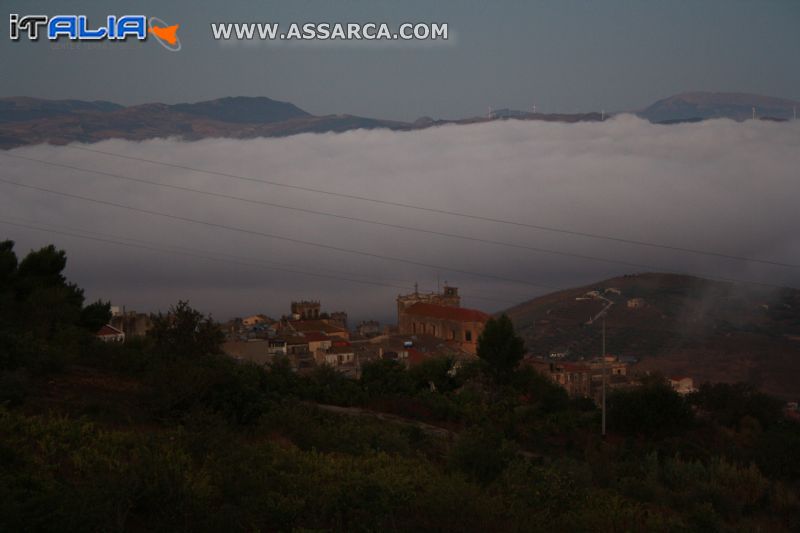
xmin=96 ymin=324 xmax=123 ymax=336
xmin=290 ymin=320 xmax=346 ymax=334
xmin=404 ymin=303 xmax=490 ymax=323
xmin=302 ymin=332 xmax=332 ymax=342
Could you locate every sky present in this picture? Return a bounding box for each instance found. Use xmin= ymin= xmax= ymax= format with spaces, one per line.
xmin=1 ymin=117 xmax=799 ymax=323
xmin=1 ymin=1 xmax=799 ymax=324
xmin=2 ymin=0 xmax=800 ymax=120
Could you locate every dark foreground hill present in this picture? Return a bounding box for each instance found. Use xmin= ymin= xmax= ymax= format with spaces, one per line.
xmin=504 ymin=273 xmax=800 ymax=399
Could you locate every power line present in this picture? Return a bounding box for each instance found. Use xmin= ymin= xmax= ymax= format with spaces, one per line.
xmin=0 ymin=217 xmax=521 ymax=305
xmin=0 ymin=177 xmax=563 ymax=291
xmin=2 ymin=155 xmax=795 ymax=292
xmin=1 ymin=151 xmax=693 ymax=274
xmin=59 ymin=144 xmax=799 ymax=270
xmin=2 ymin=177 xmax=794 ymax=295
xmin=1 ymin=214 xmax=521 ymax=304
xmin=1 ymin=214 xmax=414 ymax=286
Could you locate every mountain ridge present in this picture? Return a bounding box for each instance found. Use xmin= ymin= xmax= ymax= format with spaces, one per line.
xmin=638 ymin=91 xmax=799 ymax=123
xmin=0 ymin=91 xmax=797 ymax=149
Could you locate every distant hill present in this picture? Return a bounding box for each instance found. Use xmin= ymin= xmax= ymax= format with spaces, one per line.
xmin=2 ymin=91 xmax=796 ymax=148
xmin=504 ymin=273 xmax=800 ymax=399
xmin=170 ymin=96 xmax=310 ymax=124
xmin=0 ymin=97 xmax=123 ymax=123
xmin=0 ymin=96 xmax=605 ymax=149
xmin=639 ymin=92 xmax=800 ymax=123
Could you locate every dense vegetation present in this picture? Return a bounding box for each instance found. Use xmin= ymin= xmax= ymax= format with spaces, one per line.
xmin=1 ymin=241 xmax=799 ymax=532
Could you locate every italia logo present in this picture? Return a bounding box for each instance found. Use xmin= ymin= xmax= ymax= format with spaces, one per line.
xmin=8 ymin=14 xmax=181 ymax=51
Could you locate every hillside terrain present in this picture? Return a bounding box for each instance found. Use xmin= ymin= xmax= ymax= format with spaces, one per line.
xmin=2 ymin=91 xmax=796 ymax=149
xmin=2 ymin=241 xmax=799 ymax=531
xmin=0 ymin=95 xmax=597 ymax=149
xmin=639 ymin=92 xmax=799 ymax=123
xmin=504 ymin=273 xmax=800 ymax=399
xmin=0 ymin=96 xmax=414 ymax=149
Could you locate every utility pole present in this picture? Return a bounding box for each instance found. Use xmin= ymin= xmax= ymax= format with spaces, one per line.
xmin=601 ymin=316 xmax=607 ymax=437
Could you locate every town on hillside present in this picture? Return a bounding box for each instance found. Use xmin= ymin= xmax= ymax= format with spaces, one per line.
xmin=97 ymin=284 xmax=700 ymax=403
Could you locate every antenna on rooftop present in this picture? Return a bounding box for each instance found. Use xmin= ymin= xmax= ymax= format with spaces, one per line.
xmin=532 ymin=103 xmax=537 ymax=113
xmin=601 ymin=317 xmax=607 ymax=437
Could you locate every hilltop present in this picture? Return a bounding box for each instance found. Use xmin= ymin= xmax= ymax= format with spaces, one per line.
xmin=1 ymin=90 xmax=797 ymax=149
xmin=638 ymin=91 xmax=799 ymax=123
xmin=504 ymin=273 xmax=800 ymax=399
xmin=0 ymin=95 xmax=602 ymax=149
xmin=0 ymin=95 xmax=411 ymax=149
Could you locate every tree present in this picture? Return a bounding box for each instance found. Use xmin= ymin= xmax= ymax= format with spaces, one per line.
xmin=79 ymin=300 xmax=112 ymax=333
xmin=360 ymin=359 xmax=413 ymax=396
xmin=0 ymin=241 xmax=103 ymax=371
xmin=148 ymin=301 xmax=224 ymax=359
xmin=477 ymin=314 xmax=525 ymax=382
xmin=607 ymin=379 xmax=693 ymax=437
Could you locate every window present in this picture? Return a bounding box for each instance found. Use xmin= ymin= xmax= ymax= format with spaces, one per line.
xmin=465 ymin=330 xmax=472 ymax=342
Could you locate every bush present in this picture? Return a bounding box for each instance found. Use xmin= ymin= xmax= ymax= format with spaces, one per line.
xmin=607 ymin=380 xmax=693 ymax=437
xmin=449 ymin=425 xmax=517 ymax=485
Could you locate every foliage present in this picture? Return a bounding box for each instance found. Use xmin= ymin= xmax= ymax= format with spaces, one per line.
xmin=689 ymin=381 xmax=783 ymax=429
xmin=360 ymin=359 xmax=413 ymax=396
xmin=476 ymin=314 xmax=525 ymax=382
xmin=0 ymin=241 xmax=106 ymax=373
xmin=607 ymin=378 xmax=694 ymax=437
xmin=148 ymin=300 xmax=224 ymax=359
xmin=449 ymin=425 xmax=517 ymax=485
xmin=2 ymin=242 xmax=800 ymax=531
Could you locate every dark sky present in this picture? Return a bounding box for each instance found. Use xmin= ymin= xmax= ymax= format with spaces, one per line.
xmin=2 ymin=0 xmax=799 ymax=120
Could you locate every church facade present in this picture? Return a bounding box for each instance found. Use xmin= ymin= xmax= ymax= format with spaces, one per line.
xmin=396 ymin=285 xmax=489 ymax=354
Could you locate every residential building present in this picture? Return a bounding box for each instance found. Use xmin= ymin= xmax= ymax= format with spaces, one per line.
xmin=110 ymin=310 xmax=152 ymax=338
xmin=627 ymin=298 xmax=646 ymax=309
xmin=329 ymin=311 xmax=348 ymax=330
xmin=96 ymin=324 xmax=125 ymax=343
xmin=669 ymin=376 xmax=696 ymax=395
xmin=242 ymin=314 xmax=270 ymax=327
xmin=287 ymin=319 xmax=349 ymax=340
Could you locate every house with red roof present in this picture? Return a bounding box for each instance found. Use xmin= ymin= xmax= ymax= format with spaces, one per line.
xmin=669 ymin=376 xmax=696 ymax=395
xmin=96 ymin=324 xmax=125 ymax=343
